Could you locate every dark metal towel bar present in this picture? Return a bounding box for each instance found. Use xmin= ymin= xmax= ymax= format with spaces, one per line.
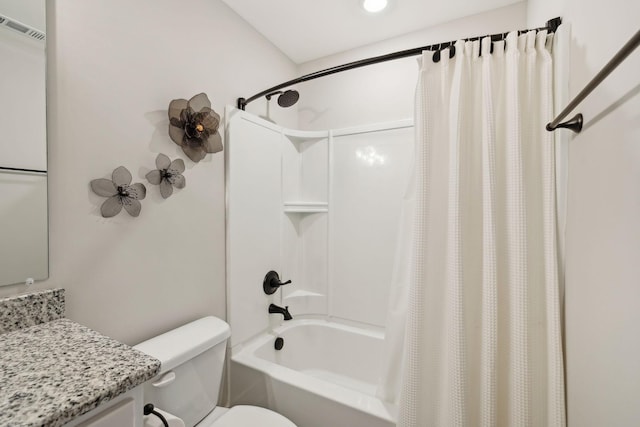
xmin=546 ymin=29 xmax=640 ymax=133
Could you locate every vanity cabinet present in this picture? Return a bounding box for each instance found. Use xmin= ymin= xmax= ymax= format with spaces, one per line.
xmin=66 ymin=388 xmax=143 ymax=427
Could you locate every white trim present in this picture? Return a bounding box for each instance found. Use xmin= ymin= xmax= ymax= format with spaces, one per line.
xmin=331 ymin=119 xmax=414 ymax=137
xmin=283 ymin=128 xmax=329 ymax=140
xmin=283 ymin=201 xmax=329 ymax=213
xmin=224 ymin=106 xmax=413 ymax=140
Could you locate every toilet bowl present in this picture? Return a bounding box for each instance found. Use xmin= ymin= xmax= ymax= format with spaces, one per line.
xmin=134 ymin=317 xmax=296 ymax=427
xmin=145 ymin=405 xmax=295 ymax=427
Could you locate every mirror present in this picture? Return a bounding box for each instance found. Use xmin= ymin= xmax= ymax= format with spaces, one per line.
xmin=0 ymin=0 xmax=47 ymax=286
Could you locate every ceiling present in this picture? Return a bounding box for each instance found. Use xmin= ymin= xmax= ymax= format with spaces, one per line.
xmin=222 ymin=0 xmax=522 ymax=64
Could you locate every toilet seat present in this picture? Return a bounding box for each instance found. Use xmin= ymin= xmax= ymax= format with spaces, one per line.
xmin=210 ymin=405 xmax=296 ymax=427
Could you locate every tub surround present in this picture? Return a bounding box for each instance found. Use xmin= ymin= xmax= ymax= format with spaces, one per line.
xmin=0 ymin=288 xmax=65 ymax=334
xmin=0 ymin=290 xmax=161 ymax=426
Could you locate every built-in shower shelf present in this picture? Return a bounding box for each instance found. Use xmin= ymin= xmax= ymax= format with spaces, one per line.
xmin=283 ymin=129 xmax=329 ymax=143
xmin=284 ymin=290 xmax=325 ymax=300
xmin=283 ymin=201 xmax=328 ymax=213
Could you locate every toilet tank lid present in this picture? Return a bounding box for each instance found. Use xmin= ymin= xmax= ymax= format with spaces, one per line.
xmin=133 ymin=316 xmax=230 ymax=373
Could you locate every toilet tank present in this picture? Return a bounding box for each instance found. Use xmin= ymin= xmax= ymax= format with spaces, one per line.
xmin=134 ymin=317 xmax=231 ymax=427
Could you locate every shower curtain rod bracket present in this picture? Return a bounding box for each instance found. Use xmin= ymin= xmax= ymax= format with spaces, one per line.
xmin=547 ymin=17 xmax=562 ymax=33
xmin=546 ymin=113 xmax=583 ymax=133
xmin=546 ymin=28 xmax=640 ymax=133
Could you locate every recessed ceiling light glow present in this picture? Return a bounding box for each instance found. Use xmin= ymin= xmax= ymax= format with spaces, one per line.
xmin=362 ymin=0 xmax=388 ymax=13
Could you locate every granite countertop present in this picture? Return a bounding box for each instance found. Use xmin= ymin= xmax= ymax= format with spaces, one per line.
xmin=0 ymin=318 xmax=161 ymax=427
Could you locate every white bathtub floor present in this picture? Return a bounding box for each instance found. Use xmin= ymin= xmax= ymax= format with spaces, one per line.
xmin=300 ymin=369 xmax=378 ymax=395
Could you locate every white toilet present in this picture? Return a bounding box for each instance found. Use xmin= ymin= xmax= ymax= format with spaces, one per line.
xmin=134 ymin=316 xmax=297 ymax=427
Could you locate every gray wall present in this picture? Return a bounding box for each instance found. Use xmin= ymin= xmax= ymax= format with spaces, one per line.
xmin=0 ymin=0 xmax=297 ymax=346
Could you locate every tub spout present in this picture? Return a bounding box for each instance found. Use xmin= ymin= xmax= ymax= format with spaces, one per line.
xmin=269 ymin=304 xmax=293 ymax=321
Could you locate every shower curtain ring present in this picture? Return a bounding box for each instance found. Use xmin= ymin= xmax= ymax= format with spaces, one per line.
xmin=433 ymin=44 xmax=443 ymax=63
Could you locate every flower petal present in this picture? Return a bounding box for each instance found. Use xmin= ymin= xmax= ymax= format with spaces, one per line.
xmin=181 ymin=143 xmax=207 ymax=162
xmin=123 ymin=198 xmax=142 ymax=217
xmin=202 ymin=132 xmax=223 ymax=154
xmin=156 ymin=153 xmax=171 ymax=170
xmin=188 ymin=93 xmax=211 ymax=112
xmin=184 ymin=136 xmax=204 ymax=148
xmin=112 ymin=166 xmax=132 ymax=186
xmin=90 ymin=179 xmax=117 ymax=197
xmin=199 ymin=108 xmax=221 ymax=131
xmin=168 ymin=98 xmax=188 ymax=121
xmin=129 ymin=183 xmax=147 ymax=200
xmin=180 ymin=107 xmax=193 ymax=123
xmin=101 ymin=196 xmax=123 ymax=218
xmin=169 ymin=123 xmax=185 ymax=146
xmin=160 ymin=179 xmax=174 ymax=199
xmin=146 ymin=170 xmax=162 ymax=185
xmin=172 ymin=174 xmax=186 ymax=189
xmin=169 ymin=117 xmax=183 ymax=129
xmin=169 ymin=158 xmax=185 ymax=173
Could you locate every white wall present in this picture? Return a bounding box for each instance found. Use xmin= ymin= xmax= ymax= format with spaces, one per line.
xmin=528 ymin=1 xmax=640 ymax=426
xmin=0 ymin=0 xmax=297 ymax=346
xmin=297 ymin=2 xmax=527 ymax=131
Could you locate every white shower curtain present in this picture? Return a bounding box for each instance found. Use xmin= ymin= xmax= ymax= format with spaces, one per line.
xmin=397 ymin=31 xmax=566 ymax=427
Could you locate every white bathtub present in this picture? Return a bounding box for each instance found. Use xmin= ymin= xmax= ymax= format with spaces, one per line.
xmin=230 ymin=319 xmax=397 ymax=427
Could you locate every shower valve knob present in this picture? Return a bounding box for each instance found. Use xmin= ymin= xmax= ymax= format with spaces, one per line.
xmin=263 ymin=270 xmax=292 ymax=295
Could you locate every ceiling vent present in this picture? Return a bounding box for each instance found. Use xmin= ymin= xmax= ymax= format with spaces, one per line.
xmin=0 ymin=14 xmax=45 ymax=42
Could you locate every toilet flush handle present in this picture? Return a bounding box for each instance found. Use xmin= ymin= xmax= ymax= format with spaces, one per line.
xmin=151 ymin=371 xmax=176 ymax=388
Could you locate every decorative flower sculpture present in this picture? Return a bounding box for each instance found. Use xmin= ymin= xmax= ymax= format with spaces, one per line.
xmin=168 ymin=93 xmax=223 ymax=162
xmin=90 ymin=166 xmax=147 ymax=218
xmin=146 ymin=153 xmax=186 ymax=199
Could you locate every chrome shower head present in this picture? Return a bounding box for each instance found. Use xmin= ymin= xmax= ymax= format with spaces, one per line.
xmin=265 ymin=90 xmax=300 ymax=108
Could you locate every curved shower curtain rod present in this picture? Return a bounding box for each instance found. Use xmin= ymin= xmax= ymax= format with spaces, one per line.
xmin=237 ymin=17 xmax=562 ymax=111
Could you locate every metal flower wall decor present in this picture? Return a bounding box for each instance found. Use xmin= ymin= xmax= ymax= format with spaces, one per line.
xmin=146 ymin=153 xmax=186 ymax=199
xmin=91 ymin=166 xmax=147 ymax=217
xmin=168 ymin=93 xmax=223 ymax=163
xmin=88 ymin=92 xmax=224 ymax=220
